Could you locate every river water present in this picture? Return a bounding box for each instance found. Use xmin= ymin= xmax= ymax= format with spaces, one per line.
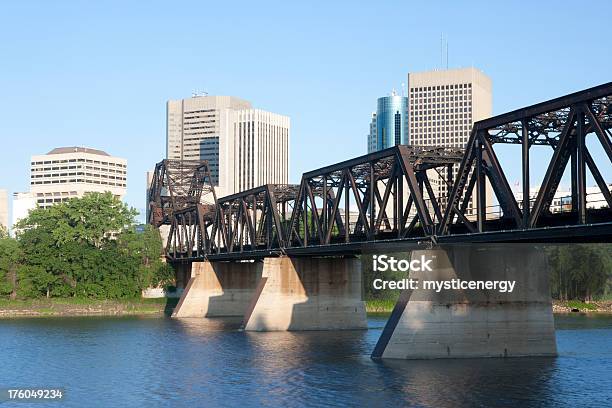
xmin=0 ymin=314 xmax=611 ymax=407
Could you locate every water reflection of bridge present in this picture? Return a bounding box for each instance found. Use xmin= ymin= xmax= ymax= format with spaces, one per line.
xmin=149 ymin=82 xmax=612 ymax=359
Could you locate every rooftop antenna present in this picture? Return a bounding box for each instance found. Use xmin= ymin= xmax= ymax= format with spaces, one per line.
xmin=440 ymin=33 xmax=449 ymax=70
xmin=192 ymin=89 xmax=209 ymax=98
xmin=446 ymin=37 xmax=449 ymax=69
xmin=440 ymin=33 xmax=443 ymax=70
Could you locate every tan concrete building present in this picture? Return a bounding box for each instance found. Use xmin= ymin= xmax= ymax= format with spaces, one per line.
xmin=29 ymin=147 xmax=127 ymax=208
xmin=166 ymin=95 xmax=290 ymax=197
xmin=407 ymin=67 xmax=493 ymax=216
xmin=0 ymin=189 xmax=8 ymax=231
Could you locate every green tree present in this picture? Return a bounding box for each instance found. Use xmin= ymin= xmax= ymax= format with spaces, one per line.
xmin=548 ymin=244 xmax=611 ymax=301
xmin=18 ymin=191 xmax=137 ymax=248
xmin=13 ymin=192 xmax=149 ymax=299
xmin=116 ymin=225 xmax=173 ymax=290
xmin=0 ymin=237 xmax=21 ymax=298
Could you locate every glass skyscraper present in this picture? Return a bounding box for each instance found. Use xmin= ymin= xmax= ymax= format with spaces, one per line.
xmin=367 ymin=90 xmax=408 ymax=153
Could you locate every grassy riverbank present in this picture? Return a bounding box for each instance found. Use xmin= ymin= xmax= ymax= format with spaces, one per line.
xmin=365 ymin=299 xmax=397 ymax=313
xmin=552 ymin=300 xmax=612 ymax=313
xmin=365 ymin=299 xmax=612 ymax=314
xmin=0 ymin=298 xmax=179 ymax=318
xmin=2 ymin=298 xmax=610 ymax=318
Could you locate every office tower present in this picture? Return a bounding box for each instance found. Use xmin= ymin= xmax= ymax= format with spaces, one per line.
xmin=367 ymin=91 xmax=409 ymax=153
xmin=0 ymin=189 xmax=8 ymax=231
xmin=407 ymin=67 xmax=493 ymax=215
xmin=166 ymin=95 xmax=290 ymax=197
xmin=29 ymin=147 xmax=127 ymax=208
xmin=367 ymin=113 xmax=377 ymax=153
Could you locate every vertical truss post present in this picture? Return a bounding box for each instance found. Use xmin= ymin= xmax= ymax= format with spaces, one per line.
xmin=369 ymin=164 xmax=375 ymax=235
xmin=345 ymin=173 xmax=350 ymax=243
xmin=397 ymin=167 xmax=404 ymax=238
xmin=309 ymin=187 xmax=315 ymax=242
xmin=322 ymin=176 xmax=328 ymax=240
xmin=302 ymin=186 xmax=308 ymax=247
xmin=252 ymin=195 xmax=257 ymax=246
xmin=266 ymin=198 xmax=272 ymax=249
xmin=476 ymin=133 xmax=486 ymax=232
xmin=392 ymin=172 xmax=398 ymax=231
xmin=576 ymin=107 xmax=587 ymax=224
xmin=570 ymin=138 xmax=578 ymax=212
xmin=521 ymin=119 xmax=530 ymax=228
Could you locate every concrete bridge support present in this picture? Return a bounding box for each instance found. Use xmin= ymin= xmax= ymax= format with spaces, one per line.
xmin=242 ymin=256 xmax=367 ymax=331
xmin=173 ymin=262 xmax=192 ymax=290
xmin=372 ymin=246 xmax=557 ymax=359
xmin=172 ymin=260 xmax=262 ymax=318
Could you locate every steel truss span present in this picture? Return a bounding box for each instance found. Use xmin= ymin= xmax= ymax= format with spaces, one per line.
xmin=150 ymin=82 xmax=612 ymax=261
xmin=286 ymin=145 xmax=463 ymax=248
xmin=439 ymin=82 xmax=612 ymax=236
xmin=148 ymin=159 xmax=217 ymax=227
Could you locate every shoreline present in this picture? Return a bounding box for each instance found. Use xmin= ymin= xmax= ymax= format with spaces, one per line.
xmin=1 ymin=298 xmax=610 ymax=318
xmin=364 ymin=299 xmax=612 ymax=314
xmin=0 ymin=298 xmax=177 ymax=319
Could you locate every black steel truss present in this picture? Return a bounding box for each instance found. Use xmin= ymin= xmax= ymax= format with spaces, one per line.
xmin=152 ymin=82 xmax=612 ymax=260
xmin=166 ymin=204 xmax=217 ymax=259
xmin=286 ymin=145 xmax=463 ymax=246
xmin=147 ymin=159 xmax=217 ymax=227
xmin=439 ymin=82 xmax=612 ymax=235
xmin=211 ymin=184 xmax=300 ymax=254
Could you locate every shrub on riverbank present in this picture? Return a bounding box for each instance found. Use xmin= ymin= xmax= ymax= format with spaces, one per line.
xmin=0 ymin=193 xmax=172 ymax=300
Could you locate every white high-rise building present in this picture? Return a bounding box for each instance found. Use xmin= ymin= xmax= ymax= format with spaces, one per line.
xmin=407 ymin=67 xmax=493 ymax=215
xmin=367 ymin=112 xmax=377 ymax=153
xmin=166 ymin=95 xmax=290 ymax=197
xmin=12 ymin=192 xmax=36 ymax=228
xmin=0 ymin=189 xmax=8 ymax=232
xmin=29 ymin=147 xmax=127 ymax=208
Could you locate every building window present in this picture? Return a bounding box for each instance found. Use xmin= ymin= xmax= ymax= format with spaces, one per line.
xmin=394 ymin=111 xmax=402 ymax=145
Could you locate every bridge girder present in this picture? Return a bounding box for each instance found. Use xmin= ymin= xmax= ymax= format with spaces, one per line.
xmin=439 ymin=82 xmax=612 ymax=236
xmin=147 ymin=159 xmax=217 ymax=227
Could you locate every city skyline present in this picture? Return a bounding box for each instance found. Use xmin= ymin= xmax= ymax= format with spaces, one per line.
xmin=1 ymin=1 xmax=611 ymax=222
xmin=166 ymin=94 xmax=289 ymax=197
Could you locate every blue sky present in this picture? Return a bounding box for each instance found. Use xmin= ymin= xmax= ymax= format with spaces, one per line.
xmin=1 ymin=1 xmax=611 ymax=222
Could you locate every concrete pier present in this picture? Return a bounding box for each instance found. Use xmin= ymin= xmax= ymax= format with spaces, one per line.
xmin=172 ymin=260 xmax=262 ymax=318
xmin=243 ymin=256 xmax=367 ymax=331
xmin=372 ymin=246 xmax=557 ymax=359
xmin=173 ymin=262 xmax=192 ymax=290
